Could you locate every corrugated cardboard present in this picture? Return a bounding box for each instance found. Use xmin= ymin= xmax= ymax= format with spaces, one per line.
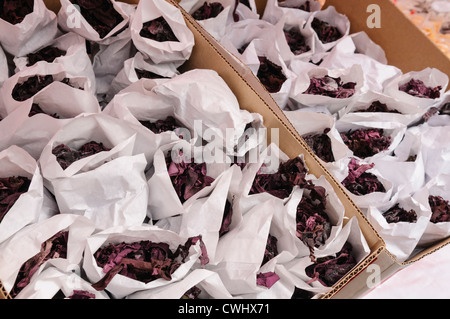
xmin=0 ymin=0 xmax=385 ymax=299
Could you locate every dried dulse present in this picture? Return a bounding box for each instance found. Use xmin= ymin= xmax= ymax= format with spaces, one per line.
xmin=166 ymin=152 xmax=215 ymax=203
xmin=92 ymin=236 xmax=208 ymax=290
xmin=382 ymin=203 xmax=417 ymax=224
xmin=135 ymin=68 xmax=169 ymax=80
xmin=0 ymin=176 xmax=31 ymax=224
xmin=284 ymin=28 xmax=310 ymax=55
xmin=139 ymin=116 xmax=183 ymax=134
xmin=70 ymin=0 xmax=124 ymax=39
xmin=305 ymin=242 xmax=356 ymax=287
xmin=302 ymin=128 xmax=335 ymax=163
xmin=52 ymin=141 xmax=111 ymax=170
xmin=303 ymin=75 xmax=356 ymax=98
xmin=356 ymin=100 xmax=401 ymax=114
xmin=311 ymin=18 xmax=342 ymax=44
xmin=250 ymin=156 xmax=311 ymax=199
xmin=262 ymin=234 xmax=278 ymax=266
xmin=67 ymin=290 xmax=96 ymax=299
xmin=340 ymin=128 xmax=391 ymax=158
xmin=10 ymin=231 xmax=69 ymax=298
xmin=428 ymin=195 xmax=450 ymax=223
xmin=26 ymin=46 xmax=67 ymax=67
xmin=256 ymin=271 xmax=280 ymax=288
xmin=219 ymin=200 xmax=233 ymax=237
xmin=296 ymin=185 xmax=332 ymax=258
xmin=0 ymin=0 xmax=34 ymax=25
xmin=140 ymin=16 xmax=179 ymax=42
xmin=342 ymin=158 xmax=386 ymax=196
xmin=192 ymin=1 xmax=224 ymax=20
xmin=257 ymin=56 xmax=287 ymax=93
xmin=12 ymin=75 xmax=82 ymax=102
xmin=399 ymin=78 xmax=442 ymax=99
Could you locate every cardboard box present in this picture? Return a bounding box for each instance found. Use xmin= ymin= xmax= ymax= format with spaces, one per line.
xmin=253 ymin=0 xmax=450 ymax=298
xmin=0 ymin=0 xmax=385 ymax=299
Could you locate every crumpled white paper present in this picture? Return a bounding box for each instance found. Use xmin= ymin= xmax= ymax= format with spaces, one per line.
xmin=370 ymin=128 xmax=426 ymax=194
xmin=367 ymin=192 xmax=431 ymax=263
xmin=338 ymin=90 xmax=425 ymax=126
xmin=179 ymin=0 xmax=235 ymax=41
xmin=413 ymin=173 xmax=450 ymax=247
xmin=303 ymin=5 xmax=350 ymax=54
xmin=0 ymin=0 xmax=58 ymax=57
xmin=283 ymin=216 xmax=370 ymax=293
xmin=0 ymin=62 xmax=99 ymax=118
xmin=154 ymin=164 xmax=242 ymax=264
xmin=410 ymin=123 xmax=450 ymax=182
xmin=262 ymin=0 xmax=321 ymax=25
xmin=131 ymin=0 xmax=194 ymax=66
xmin=319 ymin=34 xmax=402 ymax=93
xmin=206 ymin=197 xmax=282 ymax=296
xmin=13 ymin=32 xmax=97 ymax=94
xmin=82 ymin=224 xmax=208 ymax=299
xmin=147 ymin=139 xmax=230 ymax=221
xmin=384 ymin=68 xmax=449 ymax=109
xmin=0 ymin=46 xmax=8 ymax=88
xmin=239 ymin=38 xmax=295 ymax=109
xmin=39 ymin=113 xmax=150 ymax=230
xmin=0 ymin=146 xmax=44 ymax=245
xmin=289 ymin=64 xmax=365 ymax=114
xmin=108 ymin=51 xmax=179 ymax=100
xmin=152 ymin=69 xmax=263 ymax=157
xmin=57 ymin=0 xmax=131 ymax=43
xmin=285 ymin=110 xmax=351 ymax=182
xmin=0 ymin=213 xmax=96 ymax=296
xmin=335 ymin=119 xmax=407 ymax=162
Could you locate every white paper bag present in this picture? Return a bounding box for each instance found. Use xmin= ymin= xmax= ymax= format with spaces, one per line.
xmin=82 ymin=224 xmax=208 ymax=299
xmin=152 ymin=69 xmax=261 ymax=156
xmin=367 ymin=194 xmax=431 ymax=263
xmin=285 ymin=110 xmax=351 ymax=181
xmin=335 ymin=119 xmax=407 ymax=162
xmin=0 ymin=146 xmax=44 ymax=245
xmin=319 ymin=35 xmax=401 ymax=93
xmin=0 ymin=214 xmax=96 ymax=297
xmin=0 ymin=62 xmax=99 ymax=117
xmin=413 ymin=174 xmax=450 ymax=247
xmin=130 ymin=0 xmax=194 ymax=66
xmin=303 ymin=6 xmax=350 ymax=53
xmin=0 ymin=0 xmax=58 ymax=57
xmin=179 ymin=0 xmax=235 ymax=41
xmin=13 ymin=32 xmax=97 ymax=94
xmin=338 ymin=91 xmax=425 ymax=126
xmin=384 ymin=68 xmax=448 ymax=109
xmin=371 ymin=128 xmax=426 ymax=194
xmin=147 ymin=139 xmax=230 ymax=221
xmin=57 ymin=0 xmax=131 ymax=42
xmin=239 ymin=38 xmax=294 ymax=109
xmin=262 ymin=0 xmax=321 ymax=25
xmin=127 ymin=268 xmax=233 ymax=299
xmin=39 ymin=113 xmax=150 ymax=230
xmin=108 ymin=51 xmax=179 ymax=100
xmin=289 ymin=64 xmax=364 ymax=114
